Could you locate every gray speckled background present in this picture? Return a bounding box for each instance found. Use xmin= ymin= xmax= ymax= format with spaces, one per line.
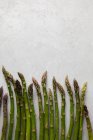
xmin=0 ymin=0 xmax=93 ymax=139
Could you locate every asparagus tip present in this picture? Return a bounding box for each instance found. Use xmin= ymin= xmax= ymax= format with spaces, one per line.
xmin=65 ymin=75 xmax=69 ymax=81
xmin=2 ymin=66 xmax=5 ymax=72
xmin=65 ymin=76 xmax=70 ymax=86
xmin=28 ymin=83 xmax=33 ymax=97
xmin=65 ymin=76 xmax=73 ymax=95
xmin=7 ymin=73 xmax=13 ymax=82
xmin=56 ymin=82 xmax=65 ymax=95
xmin=65 ymin=75 xmax=68 ymax=80
xmin=18 ymin=72 xmax=25 ymax=81
xmin=2 ymin=66 xmax=12 ymax=80
xmin=41 ymin=71 xmax=47 ymax=83
xmin=82 ymin=82 xmax=87 ymax=93
xmin=15 ymin=80 xmax=22 ymax=95
xmin=73 ymin=79 xmax=79 ymax=93
xmin=2 ymin=66 xmax=7 ymax=75
xmin=49 ymin=88 xmax=52 ymax=97
xmin=18 ymin=72 xmax=23 ymax=79
xmin=52 ymin=76 xmax=56 ymax=89
xmin=32 ymin=77 xmax=39 ymax=88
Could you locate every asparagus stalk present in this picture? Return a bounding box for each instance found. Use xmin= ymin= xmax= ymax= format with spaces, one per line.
xmin=16 ymin=80 xmax=26 ymax=140
xmin=0 ymin=87 xmax=3 ymax=110
xmin=7 ymin=73 xmax=22 ymax=140
xmin=32 ymin=77 xmax=44 ymax=140
xmin=52 ymin=77 xmax=59 ymax=140
xmin=41 ymin=71 xmax=49 ymax=140
xmin=79 ymin=83 xmax=87 ymax=140
xmin=84 ymin=105 xmax=93 ymax=140
xmin=18 ymin=72 xmax=31 ymax=140
xmin=2 ymin=67 xmax=14 ymax=140
xmin=72 ymin=79 xmax=80 ymax=140
xmin=1 ymin=94 xmax=8 ymax=140
xmin=65 ymin=76 xmax=74 ymax=140
xmin=28 ymin=83 xmax=36 ymax=140
xmin=15 ymin=80 xmax=25 ymax=140
xmin=49 ymin=89 xmax=54 ymax=140
xmin=56 ymin=81 xmax=65 ymax=140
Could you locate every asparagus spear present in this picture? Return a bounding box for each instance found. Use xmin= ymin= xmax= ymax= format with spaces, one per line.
xmin=6 ymin=73 xmax=22 ymax=140
xmin=0 ymin=87 xmax=3 ymax=110
xmin=18 ymin=72 xmax=31 ymax=140
xmin=2 ymin=67 xmax=14 ymax=140
xmin=56 ymin=81 xmax=65 ymax=140
xmin=49 ymin=89 xmax=55 ymax=140
xmin=28 ymin=83 xmax=36 ymax=140
xmin=79 ymin=83 xmax=87 ymax=140
xmin=52 ymin=77 xmax=59 ymax=140
xmin=65 ymin=76 xmax=74 ymax=140
xmin=32 ymin=77 xmax=44 ymax=140
xmin=84 ymin=105 xmax=93 ymax=140
xmin=16 ymin=80 xmax=26 ymax=140
xmin=15 ymin=80 xmax=25 ymax=140
xmin=1 ymin=94 xmax=8 ymax=140
xmin=72 ymin=79 xmax=80 ymax=140
xmin=41 ymin=71 xmax=49 ymax=140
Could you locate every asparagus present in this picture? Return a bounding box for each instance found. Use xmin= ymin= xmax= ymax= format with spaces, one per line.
xmin=28 ymin=84 xmax=36 ymax=140
xmin=7 ymin=73 xmax=22 ymax=140
xmin=16 ymin=80 xmax=26 ymax=140
xmin=52 ymin=77 xmax=59 ymax=140
xmin=32 ymin=77 xmax=44 ymax=140
xmin=1 ymin=94 xmax=8 ymax=140
xmin=0 ymin=87 xmax=3 ymax=110
xmin=56 ymin=81 xmax=65 ymax=140
xmin=2 ymin=67 xmax=14 ymax=140
xmin=15 ymin=80 xmax=25 ymax=140
xmin=41 ymin=71 xmax=49 ymax=140
xmin=84 ymin=105 xmax=93 ymax=140
xmin=72 ymin=79 xmax=80 ymax=140
xmin=18 ymin=72 xmax=30 ymax=140
xmin=65 ymin=76 xmax=74 ymax=140
xmin=49 ymin=89 xmax=54 ymax=140
xmin=79 ymin=83 xmax=87 ymax=140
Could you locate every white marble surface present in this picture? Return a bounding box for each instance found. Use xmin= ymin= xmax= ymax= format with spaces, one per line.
xmin=0 ymin=0 xmax=93 ymax=139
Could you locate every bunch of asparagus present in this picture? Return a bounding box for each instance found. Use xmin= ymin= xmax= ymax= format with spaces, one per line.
xmin=0 ymin=67 xmax=93 ymax=140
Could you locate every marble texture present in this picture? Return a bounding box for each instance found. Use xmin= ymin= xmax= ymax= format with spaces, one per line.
xmin=0 ymin=0 xmax=93 ymax=139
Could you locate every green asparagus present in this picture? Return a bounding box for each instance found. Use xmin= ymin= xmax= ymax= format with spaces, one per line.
xmin=7 ymin=73 xmax=21 ymax=140
xmin=28 ymin=83 xmax=36 ymax=140
xmin=2 ymin=67 xmax=14 ymax=140
xmin=79 ymin=83 xmax=87 ymax=140
xmin=49 ymin=89 xmax=54 ymax=140
xmin=0 ymin=69 xmax=93 ymax=140
xmin=72 ymin=79 xmax=80 ymax=140
xmin=18 ymin=72 xmax=30 ymax=140
xmin=1 ymin=94 xmax=8 ymax=140
xmin=84 ymin=105 xmax=93 ymax=140
xmin=52 ymin=77 xmax=59 ymax=140
xmin=56 ymin=81 xmax=65 ymax=140
xmin=15 ymin=80 xmax=26 ymax=140
xmin=65 ymin=76 xmax=74 ymax=140
xmin=41 ymin=71 xmax=49 ymax=140
xmin=32 ymin=77 xmax=44 ymax=140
